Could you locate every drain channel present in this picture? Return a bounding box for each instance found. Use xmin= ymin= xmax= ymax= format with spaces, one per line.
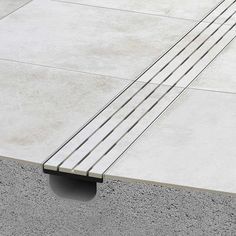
xmin=44 ymin=0 xmax=236 ymax=181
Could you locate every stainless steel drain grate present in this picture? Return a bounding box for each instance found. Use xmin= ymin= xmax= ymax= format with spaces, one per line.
xmin=44 ymin=0 xmax=236 ymax=181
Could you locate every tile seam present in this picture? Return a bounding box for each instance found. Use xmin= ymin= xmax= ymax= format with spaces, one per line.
xmin=51 ymin=0 xmax=234 ymax=26
xmin=1 ymin=58 xmax=234 ymax=96
xmin=0 ymin=58 xmax=129 ymax=83
xmin=0 ymin=0 xmax=33 ymax=22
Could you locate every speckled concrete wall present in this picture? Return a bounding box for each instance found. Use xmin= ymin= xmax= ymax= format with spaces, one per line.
xmin=0 ymin=159 xmax=235 ymax=236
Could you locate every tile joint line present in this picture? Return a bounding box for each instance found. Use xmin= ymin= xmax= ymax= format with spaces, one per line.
xmin=51 ymin=0 xmax=229 ymax=26
xmin=0 ymin=0 xmax=33 ymax=22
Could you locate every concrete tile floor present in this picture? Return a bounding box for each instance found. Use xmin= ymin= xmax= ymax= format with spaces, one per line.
xmin=0 ymin=0 xmax=195 ymax=79
xmin=106 ymin=88 xmax=236 ymax=194
xmin=0 ymin=60 xmax=129 ymax=163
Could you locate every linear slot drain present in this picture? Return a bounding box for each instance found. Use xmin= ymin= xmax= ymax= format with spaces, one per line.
xmin=44 ymin=0 xmax=236 ymax=182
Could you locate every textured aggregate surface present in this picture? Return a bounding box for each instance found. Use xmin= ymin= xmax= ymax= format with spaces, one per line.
xmin=0 ymin=159 xmax=235 ymax=236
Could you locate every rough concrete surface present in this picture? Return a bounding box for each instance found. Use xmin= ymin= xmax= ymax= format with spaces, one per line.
xmin=0 ymin=159 xmax=235 ymax=236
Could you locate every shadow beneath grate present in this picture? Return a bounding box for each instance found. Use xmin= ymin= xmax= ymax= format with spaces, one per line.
xmin=49 ymin=174 xmax=97 ymax=201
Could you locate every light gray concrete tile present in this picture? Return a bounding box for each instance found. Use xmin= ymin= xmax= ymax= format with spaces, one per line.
xmin=0 ymin=0 xmax=195 ymax=80
xmin=0 ymin=60 xmax=128 ymax=164
xmin=106 ymin=88 xmax=236 ymax=194
xmin=57 ymin=0 xmax=222 ymax=22
xmin=190 ymin=38 xmax=236 ymax=94
xmin=0 ymin=0 xmax=31 ymax=19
